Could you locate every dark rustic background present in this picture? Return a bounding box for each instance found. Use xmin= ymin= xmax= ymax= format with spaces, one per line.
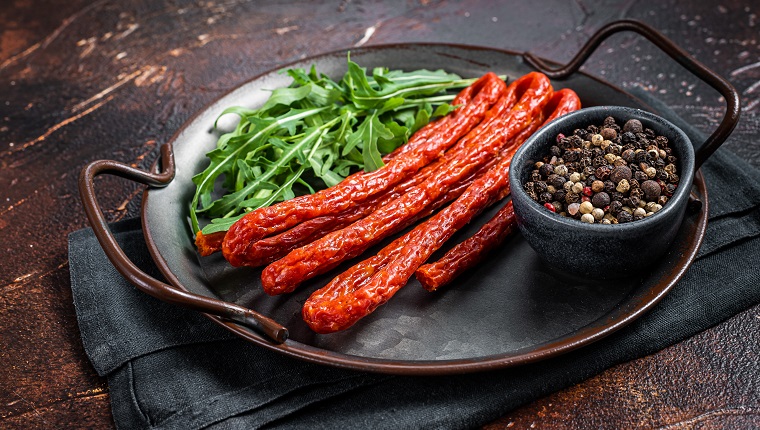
xmin=1 ymin=0 xmax=759 ymax=428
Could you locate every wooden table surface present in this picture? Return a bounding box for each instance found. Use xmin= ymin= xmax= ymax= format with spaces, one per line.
xmin=2 ymin=0 xmax=759 ymax=428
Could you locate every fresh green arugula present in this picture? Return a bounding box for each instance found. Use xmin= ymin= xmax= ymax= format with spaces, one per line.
xmin=190 ymin=56 xmax=491 ymax=235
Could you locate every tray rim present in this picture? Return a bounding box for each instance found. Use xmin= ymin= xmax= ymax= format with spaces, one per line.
xmin=140 ymin=42 xmax=709 ymax=375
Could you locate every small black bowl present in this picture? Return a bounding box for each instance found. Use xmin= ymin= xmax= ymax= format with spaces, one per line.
xmin=509 ymin=106 xmax=695 ymax=278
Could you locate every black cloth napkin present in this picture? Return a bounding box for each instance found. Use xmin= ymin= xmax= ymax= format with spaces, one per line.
xmin=69 ymin=90 xmax=760 ymax=429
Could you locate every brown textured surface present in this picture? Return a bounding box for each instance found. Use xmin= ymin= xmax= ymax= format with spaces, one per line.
xmin=1 ymin=0 xmax=758 ymax=428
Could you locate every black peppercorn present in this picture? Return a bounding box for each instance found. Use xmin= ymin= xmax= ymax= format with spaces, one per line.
xmin=539 ymin=163 xmax=554 ymax=177
xmin=609 ymin=165 xmax=632 ymax=183
xmin=617 ymin=210 xmax=633 ymax=223
xmin=601 ymin=127 xmax=617 ymax=140
xmin=665 ymin=183 xmax=677 ymax=196
xmin=622 ymin=131 xmax=636 ymax=143
xmin=592 ymin=191 xmax=610 ymax=208
xmin=623 ymin=119 xmax=643 ymax=134
xmin=527 ymin=115 xmax=678 ymax=224
xmin=641 ymin=180 xmax=661 ymax=201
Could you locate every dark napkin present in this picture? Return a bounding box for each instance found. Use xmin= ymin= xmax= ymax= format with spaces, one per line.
xmin=69 ymin=90 xmax=760 ymax=429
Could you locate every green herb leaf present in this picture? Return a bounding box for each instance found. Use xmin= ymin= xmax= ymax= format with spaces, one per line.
xmin=189 ymin=54 xmax=506 ymax=235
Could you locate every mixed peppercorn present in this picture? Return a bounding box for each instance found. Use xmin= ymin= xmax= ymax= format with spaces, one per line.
xmin=523 ymin=116 xmax=679 ymax=224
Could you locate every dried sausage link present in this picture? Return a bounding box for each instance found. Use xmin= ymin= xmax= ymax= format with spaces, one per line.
xmin=236 ymin=97 xmax=512 ymax=266
xmin=415 ymin=201 xmax=516 ymax=291
xmin=303 ymin=84 xmax=578 ymax=333
xmin=222 ymin=73 xmax=507 ymax=267
xmin=415 ymin=89 xmax=582 ymax=291
xmin=262 ymin=73 xmax=548 ymax=295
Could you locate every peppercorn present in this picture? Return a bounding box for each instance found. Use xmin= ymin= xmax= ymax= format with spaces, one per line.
xmin=623 ymin=119 xmax=643 ymax=134
xmin=592 ymin=208 xmax=605 ymax=221
xmin=551 ymin=175 xmax=566 ymax=189
xmin=609 ymin=200 xmax=623 ymax=214
xmin=610 ymin=165 xmax=632 ymax=184
xmin=601 ymin=127 xmax=617 ymax=140
xmin=641 ymin=180 xmax=661 ymax=201
xmin=543 ymin=202 xmax=556 ymax=212
xmin=539 ymin=163 xmax=554 ymax=177
xmin=665 ymin=183 xmax=677 ymax=196
xmin=565 ymin=192 xmax=580 ymax=204
xmin=581 ymin=213 xmax=595 ymax=223
xmin=617 ymin=211 xmax=633 ymax=223
xmin=528 ymin=115 xmax=678 ymax=224
xmin=595 ymin=165 xmax=611 ymax=180
xmin=579 ymin=201 xmax=594 ymax=215
xmin=592 ymin=191 xmax=610 ymax=208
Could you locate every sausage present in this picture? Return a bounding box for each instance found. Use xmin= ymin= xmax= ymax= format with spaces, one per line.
xmin=415 ymin=89 xmax=582 ymax=291
xmin=262 ymin=73 xmax=549 ymax=295
xmin=221 ymin=73 xmax=507 ymax=267
xmin=302 ymin=85 xmax=579 ymax=333
xmin=415 ymin=201 xmax=516 ymax=291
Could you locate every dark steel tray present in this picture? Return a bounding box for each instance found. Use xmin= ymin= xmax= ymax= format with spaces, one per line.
xmin=79 ymin=21 xmax=738 ymax=375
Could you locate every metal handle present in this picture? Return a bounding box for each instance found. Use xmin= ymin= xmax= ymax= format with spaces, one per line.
xmin=523 ymin=19 xmax=740 ymax=170
xmin=78 ymin=143 xmax=288 ymax=343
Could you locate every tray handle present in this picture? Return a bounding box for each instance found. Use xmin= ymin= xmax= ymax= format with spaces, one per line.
xmin=523 ymin=19 xmax=740 ymax=170
xmin=78 ymin=143 xmax=288 ymax=343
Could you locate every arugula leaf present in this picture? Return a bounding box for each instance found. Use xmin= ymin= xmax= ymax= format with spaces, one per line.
xmin=190 ymin=54 xmax=508 ymax=235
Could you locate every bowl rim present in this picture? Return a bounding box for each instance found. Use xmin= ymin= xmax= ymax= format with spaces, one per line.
xmin=509 ymin=105 xmax=696 ymax=231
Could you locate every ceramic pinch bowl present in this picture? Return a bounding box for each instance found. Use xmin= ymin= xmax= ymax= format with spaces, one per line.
xmin=509 ymin=106 xmax=695 ymax=278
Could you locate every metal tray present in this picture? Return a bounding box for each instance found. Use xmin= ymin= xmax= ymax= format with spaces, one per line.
xmin=79 ymin=20 xmax=738 ymax=375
